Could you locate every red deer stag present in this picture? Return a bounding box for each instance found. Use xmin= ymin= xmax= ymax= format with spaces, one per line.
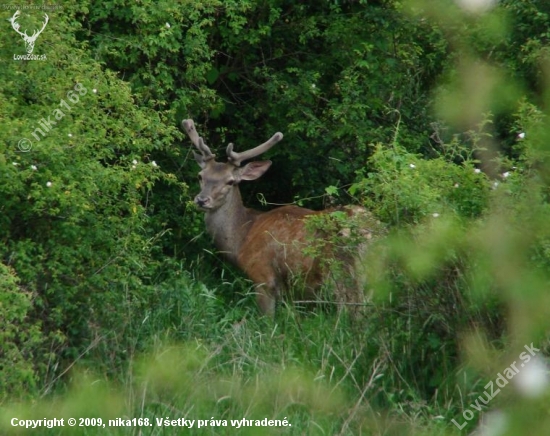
xmin=183 ymin=119 xmax=368 ymax=316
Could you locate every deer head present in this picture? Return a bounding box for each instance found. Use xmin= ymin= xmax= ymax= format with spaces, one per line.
xmin=9 ymin=10 xmax=49 ymax=54
xmin=182 ymin=119 xmax=283 ymax=212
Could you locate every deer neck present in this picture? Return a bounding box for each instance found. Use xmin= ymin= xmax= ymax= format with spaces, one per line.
xmin=204 ymin=187 xmax=257 ymax=265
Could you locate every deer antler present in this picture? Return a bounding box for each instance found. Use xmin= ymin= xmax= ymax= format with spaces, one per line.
xmin=9 ymin=10 xmax=25 ymax=37
xmin=10 ymin=11 xmax=49 ymax=38
xmin=9 ymin=11 xmax=49 ymax=54
xmin=226 ymin=132 xmax=283 ymax=167
xmin=182 ymin=119 xmax=215 ymax=162
xmin=32 ymin=13 xmax=49 ymax=39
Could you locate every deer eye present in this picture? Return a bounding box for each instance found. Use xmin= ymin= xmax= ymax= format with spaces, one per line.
xmin=227 ymin=179 xmax=235 ymax=186
xmin=197 ymin=174 xmax=203 ymax=182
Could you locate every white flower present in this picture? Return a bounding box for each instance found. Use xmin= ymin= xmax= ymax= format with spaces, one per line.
xmin=409 ymin=163 xmax=416 ymax=169
xmin=474 ymin=168 xmax=481 ymax=174
xmin=454 ymin=183 xmax=460 ymax=188
xmin=455 ymin=0 xmax=497 ymax=14
xmin=46 ymin=181 xmax=52 ymax=187
xmin=502 ymin=171 xmax=510 ymax=178
xmin=92 ymin=88 xmax=97 ymax=94
xmin=132 ymin=159 xmax=138 ymax=165
xmin=475 ymin=410 xmax=509 ymax=436
xmin=165 ymin=22 xmax=171 ymax=28
xmin=518 ymin=132 xmax=526 ymax=139
xmin=12 ymin=162 xmax=19 ymax=166
xmin=493 ymin=181 xmax=499 ymax=189
xmin=68 ymin=133 xmax=72 ymax=137
xmin=311 ymin=84 xmax=316 ymax=88
xmin=131 ymin=165 xmax=136 ymax=170
xmin=31 ymin=165 xmax=38 ymax=170
xmin=151 ymin=161 xmax=158 ymax=167
xmin=432 ymin=213 xmax=440 ymax=218
xmin=513 ymin=355 xmax=549 ymax=398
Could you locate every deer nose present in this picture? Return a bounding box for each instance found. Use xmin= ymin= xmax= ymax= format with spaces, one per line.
xmin=194 ymin=195 xmax=211 ymax=209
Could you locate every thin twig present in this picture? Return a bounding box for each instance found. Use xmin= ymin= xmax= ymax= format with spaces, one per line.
xmin=337 ymin=358 xmax=385 ymax=436
xmin=41 ymin=334 xmax=105 ymax=396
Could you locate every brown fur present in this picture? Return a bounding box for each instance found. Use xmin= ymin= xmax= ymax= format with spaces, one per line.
xmin=237 ymin=206 xmax=326 ymax=313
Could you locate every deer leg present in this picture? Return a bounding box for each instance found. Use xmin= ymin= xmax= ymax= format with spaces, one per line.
xmin=255 ymin=281 xmax=279 ymax=317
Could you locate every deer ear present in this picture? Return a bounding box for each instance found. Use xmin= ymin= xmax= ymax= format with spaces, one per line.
xmin=239 ymin=160 xmax=272 ymax=181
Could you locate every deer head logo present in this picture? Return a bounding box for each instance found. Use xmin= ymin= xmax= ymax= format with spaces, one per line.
xmin=9 ymin=10 xmax=49 ymax=54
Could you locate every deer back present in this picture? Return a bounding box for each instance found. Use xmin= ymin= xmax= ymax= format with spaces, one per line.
xmin=237 ymin=205 xmax=326 ymax=298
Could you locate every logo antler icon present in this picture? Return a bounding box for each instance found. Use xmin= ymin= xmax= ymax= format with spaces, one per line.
xmin=9 ymin=10 xmax=49 ymax=54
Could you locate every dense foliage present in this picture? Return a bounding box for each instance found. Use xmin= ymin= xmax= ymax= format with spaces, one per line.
xmin=1 ymin=0 xmax=549 ymax=434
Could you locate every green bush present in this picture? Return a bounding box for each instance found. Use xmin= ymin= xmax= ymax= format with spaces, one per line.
xmin=351 ymin=141 xmax=490 ymax=225
xmin=0 ymin=263 xmax=44 ymax=402
xmin=0 ymin=5 xmax=181 ymax=388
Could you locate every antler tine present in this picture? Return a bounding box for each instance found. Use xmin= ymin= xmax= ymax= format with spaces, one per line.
xmin=39 ymin=14 xmax=49 ymax=33
xmin=226 ymin=132 xmax=283 ymax=166
xmin=29 ymin=13 xmax=49 ymax=38
xmin=10 ymin=11 xmax=25 ymax=37
xmin=181 ymin=119 xmax=200 ymax=147
xmin=182 ymin=119 xmax=215 ymax=161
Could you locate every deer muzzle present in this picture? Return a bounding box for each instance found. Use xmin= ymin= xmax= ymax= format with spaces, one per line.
xmin=194 ymin=195 xmax=212 ymax=211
